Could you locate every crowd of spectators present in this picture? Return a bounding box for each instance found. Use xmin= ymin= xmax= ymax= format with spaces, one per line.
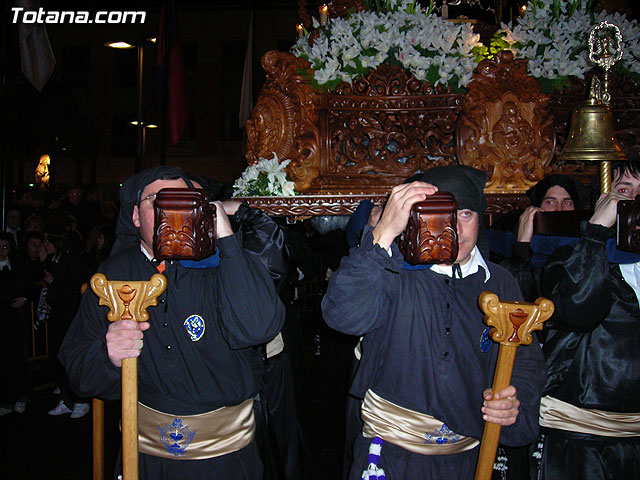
xmin=0 ymin=185 xmax=116 ymax=418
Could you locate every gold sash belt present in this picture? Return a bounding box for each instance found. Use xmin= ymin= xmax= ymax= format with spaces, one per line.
xmin=361 ymin=390 xmax=479 ymax=455
xmin=539 ymin=395 xmax=640 ymax=438
xmin=138 ymin=398 xmax=255 ymax=460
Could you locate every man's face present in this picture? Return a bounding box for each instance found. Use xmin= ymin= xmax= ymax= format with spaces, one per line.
xmin=456 ymin=209 xmax=479 ymax=265
xmin=0 ymin=240 xmax=10 ymax=261
xmin=25 ymin=217 xmax=43 ymax=232
xmin=540 ymin=185 xmax=575 ymax=211
xmin=6 ymin=210 xmax=20 ymax=229
xmin=132 ymin=178 xmax=188 ymax=255
xmin=27 ymin=237 xmax=42 ymax=261
xmin=613 ymin=170 xmax=640 ymax=200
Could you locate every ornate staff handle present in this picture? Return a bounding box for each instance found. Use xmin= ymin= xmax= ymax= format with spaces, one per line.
xmin=90 ymin=273 xmax=167 ymax=480
xmin=474 ymin=292 xmax=554 ymax=480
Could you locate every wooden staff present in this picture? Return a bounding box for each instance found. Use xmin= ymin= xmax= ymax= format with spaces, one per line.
xmin=90 ymin=273 xmax=167 ymax=480
xmin=93 ymin=398 xmax=104 ymax=480
xmin=474 ymin=293 xmax=554 ymax=480
xmin=82 ymin=282 xmax=105 ymax=480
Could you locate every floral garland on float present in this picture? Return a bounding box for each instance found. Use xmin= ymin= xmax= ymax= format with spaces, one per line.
xmin=490 ymin=0 xmax=640 ymax=92
xmin=233 ymin=153 xmax=297 ymax=197
xmin=290 ymin=0 xmax=485 ymax=92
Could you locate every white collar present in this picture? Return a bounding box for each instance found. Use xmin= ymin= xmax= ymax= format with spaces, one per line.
xmin=0 ymin=258 xmax=10 ymax=269
xmin=430 ymin=246 xmax=491 ymax=283
xmin=140 ymin=244 xmax=154 ymax=261
xmin=619 ymin=261 xmax=640 ymax=307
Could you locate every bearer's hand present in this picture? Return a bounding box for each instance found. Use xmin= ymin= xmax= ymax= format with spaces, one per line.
xmin=482 ymin=385 xmax=520 ymax=426
xmin=372 ymin=181 xmax=438 ymax=250
xmin=221 ymin=200 xmax=242 ymax=216
xmin=516 ymin=206 xmax=543 ymax=242
xmin=589 ymin=192 xmax=629 ymax=228
xmin=212 ymin=201 xmax=234 ymax=238
xmin=10 ymin=297 xmax=27 ymax=309
xmin=105 ymin=319 xmax=150 ymax=368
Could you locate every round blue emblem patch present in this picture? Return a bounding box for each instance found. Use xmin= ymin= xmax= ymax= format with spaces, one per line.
xmin=480 ymin=327 xmax=492 ymax=353
xmin=184 ymin=314 xmax=205 ymax=342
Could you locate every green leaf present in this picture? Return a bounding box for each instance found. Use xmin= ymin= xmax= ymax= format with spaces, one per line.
xmin=361 ymin=47 xmax=378 ymax=57
xmin=425 ymin=64 xmax=440 ymax=85
xmin=536 ymin=76 xmax=572 ymax=93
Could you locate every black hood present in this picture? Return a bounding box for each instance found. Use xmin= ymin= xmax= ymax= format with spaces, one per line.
xmin=526 ymin=174 xmax=585 ymax=210
xmin=405 ymin=165 xmax=488 ymax=213
xmin=110 ymin=166 xmax=192 ymax=257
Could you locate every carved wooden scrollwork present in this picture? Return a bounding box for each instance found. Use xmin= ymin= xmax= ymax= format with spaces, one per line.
xmin=248 ymin=51 xmax=465 ymax=194
xmin=396 ymin=193 xmax=459 ymax=265
xmin=246 ymin=47 xmax=639 ymax=206
xmin=245 ymin=51 xmax=323 ymax=192
xmin=457 ymin=51 xmax=556 ymax=193
xmin=322 ymin=64 xmax=463 ymax=193
xmin=236 ymin=194 xmax=387 ymax=216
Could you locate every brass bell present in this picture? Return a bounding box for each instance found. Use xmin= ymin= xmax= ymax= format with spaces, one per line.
xmin=558 ymin=98 xmax=625 ymax=163
xmin=558 ymin=97 xmax=626 ymax=193
xmin=558 ymin=21 xmax=628 ymax=193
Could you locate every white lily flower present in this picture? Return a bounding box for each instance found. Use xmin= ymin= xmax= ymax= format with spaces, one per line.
xmin=233 ymin=154 xmax=296 ymax=196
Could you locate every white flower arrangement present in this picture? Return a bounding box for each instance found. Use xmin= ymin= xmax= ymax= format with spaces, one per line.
xmin=233 ymin=153 xmax=297 ymax=197
xmin=291 ymin=4 xmax=483 ymax=92
xmin=494 ymin=0 xmax=640 ymax=91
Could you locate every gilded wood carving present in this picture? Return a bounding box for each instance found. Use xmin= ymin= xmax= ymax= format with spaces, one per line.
xmin=479 ymin=292 xmax=554 ymax=347
xmin=457 ymin=51 xmax=556 ymax=193
xmin=90 ymin=273 xmax=167 ymax=324
xmin=474 ymin=292 xmax=554 ymax=480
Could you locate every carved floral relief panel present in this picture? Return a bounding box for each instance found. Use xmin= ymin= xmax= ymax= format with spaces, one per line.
xmin=457 ymin=51 xmax=556 ymax=193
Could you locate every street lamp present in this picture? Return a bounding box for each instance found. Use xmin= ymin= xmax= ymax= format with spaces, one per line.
xmin=129 ymin=121 xmax=158 ymax=163
xmin=105 ymin=38 xmax=152 ymax=173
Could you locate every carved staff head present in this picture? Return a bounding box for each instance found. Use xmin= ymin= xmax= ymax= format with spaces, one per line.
xmin=90 ymin=273 xmax=167 ymax=323
xmin=478 ymin=292 xmax=554 ymax=347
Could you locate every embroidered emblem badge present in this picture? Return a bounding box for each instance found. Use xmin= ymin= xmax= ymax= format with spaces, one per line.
xmin=424 ymin=423 xmax=462 ymax=445
xmin=184 ymin=314 xmax=205 ymax=341
xmin=158 ymin=418 xmax=196 ymax=457
xmin=480 ymin=327 xmax=492 ymax=353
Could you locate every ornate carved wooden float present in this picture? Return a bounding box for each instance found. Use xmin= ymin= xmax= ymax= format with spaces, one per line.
xmin=241 ymin=37 xmax=639 ymax=218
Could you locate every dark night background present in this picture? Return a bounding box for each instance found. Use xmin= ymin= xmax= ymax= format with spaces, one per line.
xmin=2 ymin=0 xmax=637 ymax=204
xmin=1 ymin=1 xmax=639 ymax=479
